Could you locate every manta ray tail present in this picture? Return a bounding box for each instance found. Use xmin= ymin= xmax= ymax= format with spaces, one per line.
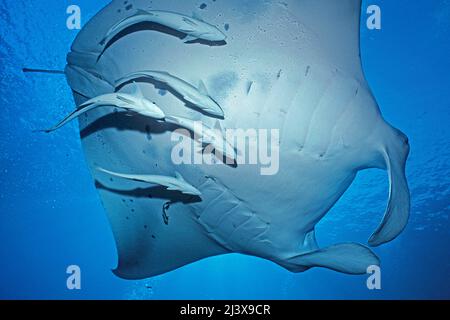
xmin=282 ymin=243 xmax=380 ymax=275
xmin=369 ymin=128 xmax=411 ymax=247
xmin=22 ymin=68 xmax=65 ymax=75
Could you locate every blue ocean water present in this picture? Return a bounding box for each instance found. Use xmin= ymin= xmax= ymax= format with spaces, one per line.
xmin=0 ymin=0 xmax=449 ymax=299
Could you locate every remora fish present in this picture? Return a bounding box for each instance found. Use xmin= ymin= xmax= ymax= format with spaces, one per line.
xmin=116 ymin=71 xmax=224 ymax=118
xmin=39 ymin=85 xmax=165 ymax=133
xmin=97 ymin=167 xmax=202 ymax=196
xmin=100 ymin=9 xmax=227 ymax=45
xmin=166 ymin=115 xmax=237 ymax=161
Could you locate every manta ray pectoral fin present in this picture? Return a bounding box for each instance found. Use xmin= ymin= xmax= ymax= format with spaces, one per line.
xmin=369 ymin=135 xmax=411 ymax=247
xmin=284 ymin=243 xmax=380 ymax=275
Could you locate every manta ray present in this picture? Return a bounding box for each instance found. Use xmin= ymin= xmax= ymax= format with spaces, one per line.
xmin=41 ymin=0 xmax=410 ymax=278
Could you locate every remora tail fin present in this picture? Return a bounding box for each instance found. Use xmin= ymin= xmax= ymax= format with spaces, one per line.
xmin=36 ymin=103 xmax=99 ymax=133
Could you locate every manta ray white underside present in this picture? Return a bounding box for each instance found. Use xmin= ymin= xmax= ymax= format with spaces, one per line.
xmin=62 ymin=0 xmax=410 ymax=279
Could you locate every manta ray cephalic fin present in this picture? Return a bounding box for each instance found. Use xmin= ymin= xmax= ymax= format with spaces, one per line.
xmin=369 ymin=130 xmax=410 ymax=247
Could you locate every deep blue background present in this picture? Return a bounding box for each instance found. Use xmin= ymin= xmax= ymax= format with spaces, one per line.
xmin=0 ymin=0 xmax=449 ymax=299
